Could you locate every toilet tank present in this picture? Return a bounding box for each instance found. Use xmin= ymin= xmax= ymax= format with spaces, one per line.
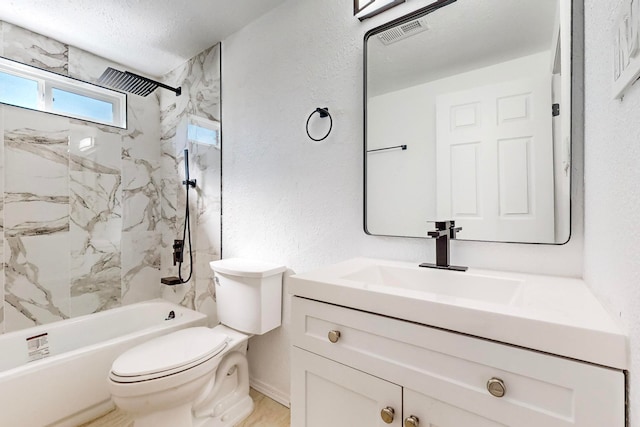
xmin=210 ymin=258 xmax=286 ymax=335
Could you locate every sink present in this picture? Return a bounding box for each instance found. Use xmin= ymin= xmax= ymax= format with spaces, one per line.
xmin=289 ymin=257 xmax=628 ymax=370
xmin=341 ymin=264 xmax=522 ymax=305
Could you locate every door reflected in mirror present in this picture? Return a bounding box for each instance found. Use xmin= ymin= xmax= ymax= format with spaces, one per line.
xmin=364 ymin=0 xmax=573 ymax=244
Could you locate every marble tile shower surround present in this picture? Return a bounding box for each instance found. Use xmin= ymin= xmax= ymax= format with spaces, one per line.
xmin=0 ymin=22 xmax=222 ymax=334
xmin=159 ymin=44 xmax=221 ymax=323
xmin=0 ymin=22 xmax=164 ymax=333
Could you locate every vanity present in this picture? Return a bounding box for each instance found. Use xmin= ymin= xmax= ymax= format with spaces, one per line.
xmin=289 ymin=0 xmax=626 ymax=424
xmin=289 ymin=258 xmax=627 ymax=427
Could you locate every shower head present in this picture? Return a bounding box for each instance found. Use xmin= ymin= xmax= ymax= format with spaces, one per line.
xmin=97 ymin=67 xmax=181 ymax=97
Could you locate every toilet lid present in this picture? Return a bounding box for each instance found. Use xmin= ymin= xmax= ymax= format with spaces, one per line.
xmin=111 ymin=327 xmax=229 ymax=380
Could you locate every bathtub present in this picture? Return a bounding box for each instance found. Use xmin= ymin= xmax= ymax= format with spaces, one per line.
xmin=0 ymin=299 xmax=208 ymax=427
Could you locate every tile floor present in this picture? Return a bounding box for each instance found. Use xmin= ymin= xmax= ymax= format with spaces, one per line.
xmin=80 ymin=388 xmax=290 ymax=427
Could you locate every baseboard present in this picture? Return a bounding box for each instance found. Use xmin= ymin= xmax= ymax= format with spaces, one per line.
xmin=250 ymin=378 xmax=290 ymax=408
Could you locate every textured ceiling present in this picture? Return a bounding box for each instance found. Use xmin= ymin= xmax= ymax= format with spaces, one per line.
xmin=0 ymin=0 xmax=286 ymax=77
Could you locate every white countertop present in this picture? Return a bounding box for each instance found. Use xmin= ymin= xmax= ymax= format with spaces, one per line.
xmin=289 ymin=257 xmax=628 ymax=370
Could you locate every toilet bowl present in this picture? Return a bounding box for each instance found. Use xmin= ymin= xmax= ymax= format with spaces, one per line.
xmin=108 ymin=258 xmax=286 ymax=427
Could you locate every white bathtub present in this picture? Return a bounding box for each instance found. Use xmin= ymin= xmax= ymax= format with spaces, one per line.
xmin=0 ymin=299 xmax=207 ymax=427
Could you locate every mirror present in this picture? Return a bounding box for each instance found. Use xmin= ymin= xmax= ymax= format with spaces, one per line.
xmin=364 ymin=0 xmax=572 ymax=244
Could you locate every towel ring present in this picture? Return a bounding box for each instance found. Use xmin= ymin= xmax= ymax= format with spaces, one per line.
xmin=306 ymin=107 xmax=333 ymax=142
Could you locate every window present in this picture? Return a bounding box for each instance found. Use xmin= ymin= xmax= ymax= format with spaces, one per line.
xmin=0 ymin=72 xmax=39 ymax=109
xmin=187 ymin=115 xmax=220 ymax=148
xmin=0 ymin=56 xmax=126 ymax=128
xmin=51 ymin=88 xmax=114 ymax=123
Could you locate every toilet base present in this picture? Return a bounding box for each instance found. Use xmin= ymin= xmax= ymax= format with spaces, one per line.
xmin=194 ymin=395 xmax=254 ymax=427
xmin=132 ymin=402 xmax=193 ymax=427
xmin=126 ymin=391 xmax=254 ymax=427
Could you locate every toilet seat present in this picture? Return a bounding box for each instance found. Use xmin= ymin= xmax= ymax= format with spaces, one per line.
xmin=110 ymin=327 xmax=229 ymax=383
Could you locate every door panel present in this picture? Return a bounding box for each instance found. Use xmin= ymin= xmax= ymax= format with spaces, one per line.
xmin=436 ymin=77 xmax=554 ymax=242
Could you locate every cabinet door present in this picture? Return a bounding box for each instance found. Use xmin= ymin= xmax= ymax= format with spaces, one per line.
xmin=291 ymin=347 xmax=402 ymax=427
xmin=404 ymin=388 xmax=506 ymax=427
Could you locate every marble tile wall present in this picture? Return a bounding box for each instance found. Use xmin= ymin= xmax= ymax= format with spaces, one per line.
xmin=0 ymin=22 xmax=163 ymax=333
xmin=159 ymin=45 xmax=222 ymax=324
xmin=4 ymin=110 xmax=71 ymax=329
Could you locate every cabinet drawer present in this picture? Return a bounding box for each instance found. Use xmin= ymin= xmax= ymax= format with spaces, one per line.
xmin=292 ymin=297 xmax=625 ymax=427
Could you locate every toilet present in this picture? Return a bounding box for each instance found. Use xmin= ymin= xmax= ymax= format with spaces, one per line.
xmin=108 ymin=258 xmax=286 ymax=427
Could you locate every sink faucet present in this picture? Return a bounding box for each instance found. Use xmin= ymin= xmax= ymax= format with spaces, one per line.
xmin=420 ymin=220 xmax=468 ymax=272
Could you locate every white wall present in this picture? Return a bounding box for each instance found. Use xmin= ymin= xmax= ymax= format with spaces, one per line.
xmin=584 ymin=0 xmax=640 ymax=421
xmin=367 ymin=84 xmax=437 ymax=236
xmin=222 ymin=0 xmax=583 ymax=403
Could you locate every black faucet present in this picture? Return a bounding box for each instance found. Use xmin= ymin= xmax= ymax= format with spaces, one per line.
xmin=419 ymin=220 xmax=467 ymax=272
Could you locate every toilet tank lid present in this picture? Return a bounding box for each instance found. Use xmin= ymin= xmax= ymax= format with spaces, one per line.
xmin=209 ymin=258 xmax=286 ymax=278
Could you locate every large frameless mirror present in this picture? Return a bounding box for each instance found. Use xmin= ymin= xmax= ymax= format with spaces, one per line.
xmin=364 ymin=0 xmax=573 ymax=244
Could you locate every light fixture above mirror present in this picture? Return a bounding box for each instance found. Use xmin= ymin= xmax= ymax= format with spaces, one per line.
xmin=354 ymin=0 xmax=406 ymax=21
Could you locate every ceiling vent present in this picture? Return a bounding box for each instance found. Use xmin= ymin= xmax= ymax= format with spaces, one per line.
xmin=377 ymin=18 xmax=428 ymax=45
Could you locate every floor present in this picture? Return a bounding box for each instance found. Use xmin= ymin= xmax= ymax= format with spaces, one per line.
xmin=80 ymin=388 xmax=290 ymax=427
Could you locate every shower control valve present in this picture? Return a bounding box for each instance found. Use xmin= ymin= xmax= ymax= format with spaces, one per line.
xmin=173 ymin=239 xmax=184 ymax=265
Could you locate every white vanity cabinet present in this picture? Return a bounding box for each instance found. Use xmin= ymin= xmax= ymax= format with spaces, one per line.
xmin=290 ymin=297 xmax=626 ymax=427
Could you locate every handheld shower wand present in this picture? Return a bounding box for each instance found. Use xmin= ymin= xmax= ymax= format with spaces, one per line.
xmin=183 ymin=148 xmax=196 ymax=189
xmin=161 ymin=149 xmax=196 ymax=286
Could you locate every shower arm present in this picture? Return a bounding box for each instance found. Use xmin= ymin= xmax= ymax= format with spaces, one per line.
xmin=126 ymin=71 xmax=182 ymax=96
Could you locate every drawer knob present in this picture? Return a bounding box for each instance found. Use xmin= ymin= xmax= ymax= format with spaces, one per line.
xmin=404 ymin=415 xmax=419 ymax=427
xmin=328 ymin=330 xmax=341 ymax=343
xmin=380 ymin=406 xmax=395 ymax=423
xmin=487 ymin=377 xmax=506 ymax=398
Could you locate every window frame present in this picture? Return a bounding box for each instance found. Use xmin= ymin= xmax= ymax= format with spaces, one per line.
xmin=0 ymin=56 xmax=127 ymax=129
